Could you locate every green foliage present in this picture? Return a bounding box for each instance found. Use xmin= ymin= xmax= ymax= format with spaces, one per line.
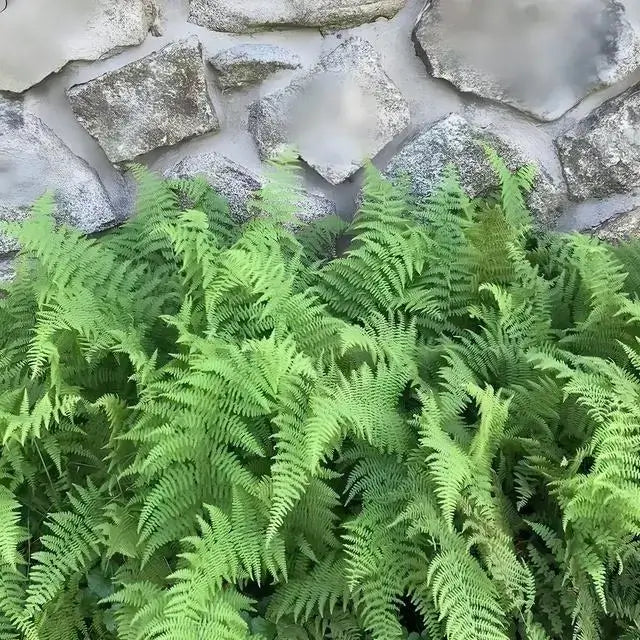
xmin=0 ymin=149 xmax=639 ymax=640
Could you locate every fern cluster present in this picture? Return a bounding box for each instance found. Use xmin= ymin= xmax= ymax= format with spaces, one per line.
xmin=0 ymin=149 xmax=639 ymax=640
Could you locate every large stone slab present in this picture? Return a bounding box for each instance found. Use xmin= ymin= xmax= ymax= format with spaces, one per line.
xmin=210 ymin=44 xmax=301 ymax=91
xmin=413 ymin=0 xmax=640 ymax=121
xmin=0 ymin=95 xmax=116 ymax=254
xmin=166 ymin=152 xmax=336 ymax=222
xmin=384 ymin=112 xmax=566 ymax=227
xmin=188 ymin=0 xmax=406 ymax=33
xmin=248 ymin=37 xmax=410 ymax=185
xmin=557 ymin=84 xmax=640 ymax=201
xmin=68 ymin=38 xmax=219 ymax=164
xmin=0 ymin=0 xmax=157 ymax=93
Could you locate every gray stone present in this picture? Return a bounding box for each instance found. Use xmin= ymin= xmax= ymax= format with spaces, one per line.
xmin=167 ymin=153 xmax=260 ymax=221
xmin=68 ymin=38 xmax=219 ymax=164
xmin=248 ymin=37 xmax=410 ymax=185
xmin=413 ymin=0 xmax=640 ymax=121
xmin=0 ymin=92 xmax=23 ymax=130
xmin=592 ymin=207 xmax=640 ymax=241
xmin=210 ymin=44 xmax=301 ymax=91
xmin=0 ymin=96 xmax=116 ymax=254
xmin=166 ymin=152 xmax=336 ymax=222
xmin=384 ymin=113 xmax=566 ymax=227
xmin=557 ymin=84 xmax=640 ymax=201
xmin=188 ymin=0 xmax=406 ymax=33
xmin=0 ymin=257 xmax=15 ymax=284
xmin=0 ymin=0 xmax=157 ymax=93
xmin=294 ymin=192 xmax=337 ymax=223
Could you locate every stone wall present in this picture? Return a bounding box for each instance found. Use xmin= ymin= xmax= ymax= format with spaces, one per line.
xmin=2 ymin=0 xmax=640 ymax=278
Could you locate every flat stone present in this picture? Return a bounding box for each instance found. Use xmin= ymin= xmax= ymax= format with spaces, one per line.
xmin=384 ymin=112 xmax=566 ymax=227
xmin=0 ymin=0 xmax=157 ymax=93
xmin=166 ymin=152 xmax=336 ymax=222
xmin=413 ymin=0 xmax=640 ymax=121
xmin=592 ymin=207 xmax=640 ymax=241
xmin=0 ymin=96 xmax=116 ymax=254
xmin=557 ymin=84 xmax=640 ymax=201
xmin=68 ymin=38 xmax=219 ymax=164
xmin=210 ymin=44 xmax=301 ymax=91
xmin=248 ymin=37 xmax=410 ymax=185
xmin=188 ymin=0 xmax=406 ymax=33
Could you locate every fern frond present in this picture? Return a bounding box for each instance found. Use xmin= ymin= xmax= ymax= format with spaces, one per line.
xmin=26 ymin=482 xmax=106 ymax=616
xmin=0 ymin=487 xmax=21 ymax=568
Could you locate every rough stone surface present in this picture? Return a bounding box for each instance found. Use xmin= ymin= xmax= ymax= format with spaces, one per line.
xmin=0 ymin=257 xmax=15 ymax=284
xmin=0 ymin=95 xmax=116 ymax=254
xmin=385 ymin=113 xmax=566 ymax=226
xmin=248 ymin=37 xmax=410 ymax=185
xmin=293 ymin=192 xmax=338 ymax=223
xmin=188 ymin=0 xmax=406 ymax=33
xmin=166 ymin=152 xmax=336 ymax=222
xmin=0 ymin=92 xmax=23 ymax=129
xmin=0 ymin=0 xmax=157 ymax=93
xmin=413 ymin=0 xmax=640 ymax=121
xmin=68 ymin=38 xmax=219 ymax=164
xmin=557 ymin=84 xmax=640 ymax=201
xmin=592 ymin=207 xmax=640 ymax=241
xmin=210 ymin=44 xmax=301 ymax=91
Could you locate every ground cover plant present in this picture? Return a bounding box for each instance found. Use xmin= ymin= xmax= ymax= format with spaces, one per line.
xmin=0 ymin=150 xmax=639 ymax=640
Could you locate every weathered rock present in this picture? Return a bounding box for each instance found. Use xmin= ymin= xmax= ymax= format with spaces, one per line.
xmin=188 ymin=0 xmax=405 ymax=33
xmin=0 ymin=0 xmax=157 ymax=93
xmin=294 ymin=192 xmax=338 ymax=223
xmin=0 ymin=257 xmax=15 ymax=284
xmin=210 ymin=44 xmax=301 ymax=91
xmin=248 ymin=37 xmax=410 ymax=185
xmin=167 ymin=153 xmax=260 ymax=220
xmin=557 ymin=84 xmax=640 ymax=201
xmin=0 ymin=92 xmax=23 ymax=129
xmin=592 ymin=207 xmax=640 ymax=241
xmin=0 ymin=95 xmax=116 ymax=254
xmin=413 ymin=0 xmax=640 ymax=121
xmin=166 ymin=152 xmax=336 ymax=222
xmin=384 ymin=113 xmax=566 ymax=226
xmin=68 ymin=38 xmax=219 ymax=164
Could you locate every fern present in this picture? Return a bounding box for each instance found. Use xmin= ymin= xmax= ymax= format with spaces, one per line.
xmin=0 ymin=487 xmax=21 ymax=568
xmin=26 ymin=482 xmax=107 ymax=616
xmin=0 ymin=151 xmax=639 ymax=640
